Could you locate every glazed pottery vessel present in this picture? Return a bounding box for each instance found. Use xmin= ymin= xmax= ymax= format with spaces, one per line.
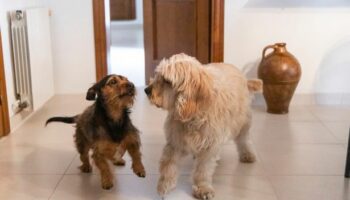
xmin=258 ymin=43 xmax=301 ymax=114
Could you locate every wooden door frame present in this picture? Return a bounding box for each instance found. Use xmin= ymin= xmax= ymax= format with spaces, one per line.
xmin=0 ymin=30 xmax=11 ymax=137
xmin=93 ymin=0 xmax=224 ymax=81
xmin=93 ymin=0 xmax=110 ymax=81
xmin=210 ymin=0 xmax=224 ymax=62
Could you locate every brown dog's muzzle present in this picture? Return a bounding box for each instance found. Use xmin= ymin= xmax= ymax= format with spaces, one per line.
xmin=118 ymin=82 xmax=135 ymax=98
xmin=126 ymin=82 xmax=135 ymax=95
xmin=126 ymin=82 xmax=135 ymax=91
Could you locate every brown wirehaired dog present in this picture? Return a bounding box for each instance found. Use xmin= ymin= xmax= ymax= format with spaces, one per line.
xmin=46 ymin=74 xmax=145 ymax=189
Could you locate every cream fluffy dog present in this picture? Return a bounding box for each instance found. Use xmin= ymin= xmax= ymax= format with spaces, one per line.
xmin=144 ymin=53 xmax=262 ymax=200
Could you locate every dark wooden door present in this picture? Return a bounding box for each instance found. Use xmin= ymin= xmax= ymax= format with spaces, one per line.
xmin=144 ymin=0 xmax=218 ymax=82
xmin=92 ymin=0 xmax=223 ymax=82
xmin=110 ymin=0 xmax=136 ymax=20
xmin=0 ymin=31 xmax=10 ymax=137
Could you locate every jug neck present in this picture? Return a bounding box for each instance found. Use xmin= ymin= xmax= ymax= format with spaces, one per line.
xmin=274 ymin=43 xmax=287 ymax=53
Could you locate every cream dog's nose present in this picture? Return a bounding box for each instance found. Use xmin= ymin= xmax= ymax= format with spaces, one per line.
xmin=144 ymin=86 xmax=152 ymax=96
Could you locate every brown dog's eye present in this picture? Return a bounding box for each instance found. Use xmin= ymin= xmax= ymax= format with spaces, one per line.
xmin=109 ymin=79 xmax=117 ymax=85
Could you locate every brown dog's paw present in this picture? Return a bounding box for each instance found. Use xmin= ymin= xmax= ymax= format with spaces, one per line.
xmin=136 ymin=171 xmax=146 ymax=178
xmin=134 ymin=168 xmax=146 ymax=178
xmin=79 ymin=164 xmax=92 ymax=173
xmin=132 ymin=163 xmax=146 ymax=178
xmin=113 ymin=158 xmax=126 ymax=166
xmin=101 ymin=180 xmax=114 ymax=190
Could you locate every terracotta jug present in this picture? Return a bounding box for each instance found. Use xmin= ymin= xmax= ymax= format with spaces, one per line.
xmin=258 ymin=43 xmax=301 ymax=114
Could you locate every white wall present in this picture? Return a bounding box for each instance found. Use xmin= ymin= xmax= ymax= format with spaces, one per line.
xmin=26 ymin=8 xmax=55 ymax=110
xmin=0 ymin=0 xmax=48 ymax=117
xmin=225 ymin=1 xmax=350 ymax=100
xmin=245 ymin=0 xmax=350 ymax=8
xmin=47 ymin=0 xmax=96 ymax=94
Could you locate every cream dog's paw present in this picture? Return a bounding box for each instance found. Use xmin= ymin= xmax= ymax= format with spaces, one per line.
xmin=239 ymin=152 xmax=256 ymax=163
xmin=192 ymin=185 xmax=215 ymax=200
xmin=157 ymin=177 xmax=176 ymax=197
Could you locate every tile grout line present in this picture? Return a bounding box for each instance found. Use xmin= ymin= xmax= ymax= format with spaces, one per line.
xmin=307 ymin=106 xmax=345 ymax=144
xmin=251 ymin=147 xmax=283 ymax=200
xmin=265 ymin=175 xmax=283 ymax=200
xmin=48 ymin=153 xmax=78 ymax=200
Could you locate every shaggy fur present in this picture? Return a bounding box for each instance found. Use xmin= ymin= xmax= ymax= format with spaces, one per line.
xmin=145 ymin=53 xmax=262 ymax=199
xmin=46 ymin=75 xmax=145 ymax=189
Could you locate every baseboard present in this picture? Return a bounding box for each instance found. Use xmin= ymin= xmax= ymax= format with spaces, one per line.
xmin=110 ymin=22 xmax=143 ymax=30
xmin=252 ymin=93 xmax=350 ymax=106
xmin=9 ymin=108 xmax=34 ymax=133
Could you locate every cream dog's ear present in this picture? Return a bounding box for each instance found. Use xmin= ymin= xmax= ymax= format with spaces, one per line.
xmin=149 ymin=77 xmax=154 ymax=84
xmin=158 ymin=53 xmax=212 ymax=122
xmin=175 ymin=81 xmax=211 ymax=122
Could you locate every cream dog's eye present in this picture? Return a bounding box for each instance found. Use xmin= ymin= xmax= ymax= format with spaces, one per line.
xmin=163 ymin=79 xmax=171 ymax=85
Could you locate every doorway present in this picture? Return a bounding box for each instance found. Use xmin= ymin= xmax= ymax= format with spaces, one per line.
xmin=110 ymin=0 xmax=145 ymax=86
xmin=93 ymin=0 xmax=224 ymax=84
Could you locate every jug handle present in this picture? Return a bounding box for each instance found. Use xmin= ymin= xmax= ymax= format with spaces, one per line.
xmin=262 ymin=44 xmax=276 ymax=59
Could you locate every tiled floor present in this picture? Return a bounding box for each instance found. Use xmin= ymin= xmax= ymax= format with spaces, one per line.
xmin=0 ymin=90 xmax=349 ymax=200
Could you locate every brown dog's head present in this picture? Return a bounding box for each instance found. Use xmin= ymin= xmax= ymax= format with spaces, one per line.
xmin=144 ymin=53 xmax=212 ymax=122
xmin=86 ymin=74 xmax=135 ymax=108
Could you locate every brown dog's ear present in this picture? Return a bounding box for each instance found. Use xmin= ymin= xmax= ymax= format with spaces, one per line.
xmin=85 ymin=75 xmax=113 ymax=101
xmin=86 ymin=87 xmax=97 ymax=101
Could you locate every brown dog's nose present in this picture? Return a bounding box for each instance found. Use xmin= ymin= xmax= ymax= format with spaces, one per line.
xmin=126 ymin=82 xmax=135 ymax=91
xmin=144 ymin=86 xmax=151 ymax=96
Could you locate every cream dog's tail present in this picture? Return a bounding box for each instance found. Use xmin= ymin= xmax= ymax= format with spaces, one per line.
xmin=247 ymin=79 xmax=263 ymax=93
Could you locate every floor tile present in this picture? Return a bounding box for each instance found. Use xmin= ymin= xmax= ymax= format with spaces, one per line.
xmin=270 ymin=176 xmax=350 ymax=200
xmin=309 ymin=106 xmax=350 ymax=122
xmin=213 ymin=175 xmax=278 ymax=200
xmin=0 ymin=140 xmax=76 ymax=174
xmin=256 ymin=143 xmax=346 ymax=175
xmin=251 ymin=121 xmax=339 ymax=144
xmin=323 ymin=121 xmax=350 ymax=143
xmin=0 ymin=174 xmax=61 ymax=200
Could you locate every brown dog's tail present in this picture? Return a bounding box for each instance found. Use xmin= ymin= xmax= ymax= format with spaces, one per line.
xmin=247 ymin=79 xmax=263 ymax=93
xmin=45 ymin=115 xmax=78 ymax=126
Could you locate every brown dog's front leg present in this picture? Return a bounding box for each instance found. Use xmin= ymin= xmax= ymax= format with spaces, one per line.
xmin=113 ymin=145 xmax=127 ymax=166
xmin=92 ymin=152 xmax=114 ymax=190
xmin=126 ymin=134 xmax=146 ymax=178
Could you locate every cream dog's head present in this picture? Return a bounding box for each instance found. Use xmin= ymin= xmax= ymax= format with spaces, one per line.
xmin=145 ymin=53 xmax=213 ymax=122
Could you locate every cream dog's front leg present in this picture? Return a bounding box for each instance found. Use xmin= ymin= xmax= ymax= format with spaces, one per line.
xmin=157 ymin=143 xmax=184 ymax=197
xmin=192 ymin=149 xmax=219 ymax=200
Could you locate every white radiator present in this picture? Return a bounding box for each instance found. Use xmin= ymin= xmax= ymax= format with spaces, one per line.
xmin=9 ymin=10 xmax=32 ymax=112
xmin=9 ymin=8 xmax=54 ymax=113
